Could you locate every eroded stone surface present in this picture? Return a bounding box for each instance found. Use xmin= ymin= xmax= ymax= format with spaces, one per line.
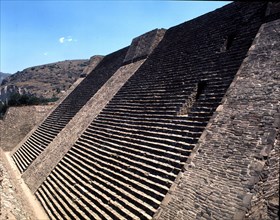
xmin=156 ymin=19 xmax=280 ymax=220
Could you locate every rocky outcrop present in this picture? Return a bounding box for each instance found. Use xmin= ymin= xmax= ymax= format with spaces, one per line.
xmin=0 ymin=72 xmax=11 ymax=84
xmin=0 ymin=85 xmax=28 ymax=104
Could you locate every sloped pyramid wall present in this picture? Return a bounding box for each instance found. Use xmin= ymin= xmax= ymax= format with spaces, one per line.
xmin=11 ymin=47 xmax=128 ymax=172
xmin=11 ymin=28 xmax=165 ymax=176
xmin=156 ymin=18 xmax=280 ymax=220
xmin=30 ymin=2 xmax=273 ymax=220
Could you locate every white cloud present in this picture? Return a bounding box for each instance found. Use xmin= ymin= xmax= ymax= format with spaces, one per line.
xmin=43 ymin=52 xmax=48 ymax=56
xmin=67 ymin=36 xmax=73 ymax=42
xmin=59 ymin=37 xmax=65 ymax=43
xmin=59 ymin=36 xmax=75 ymax=44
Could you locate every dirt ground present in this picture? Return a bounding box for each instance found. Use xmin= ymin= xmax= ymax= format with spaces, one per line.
xmin=0 ymin=150 xmax=31 ymax=220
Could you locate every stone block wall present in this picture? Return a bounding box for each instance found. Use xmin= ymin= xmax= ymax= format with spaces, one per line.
xmin=155 ymin=18 xmax=279 ymax=220
xmin=246 ymin=136 xmax=279 ymax=219
xmin=123 ymin=28 xmax=165 ymax=64
xmin=0 ymin=105 xmax=53 ymax=151
xmin=80 ymin=55 xmax=103 ymax=76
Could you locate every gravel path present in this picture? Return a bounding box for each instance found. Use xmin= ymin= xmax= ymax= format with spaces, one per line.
xmin=0 ymin=152 xmax=31 ymax=220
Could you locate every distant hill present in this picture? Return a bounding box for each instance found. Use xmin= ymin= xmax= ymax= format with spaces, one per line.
xmin=0 ymin=72 xmax=11 ymax=84
xmin=1 ymin=60 xmax=89 ymax=99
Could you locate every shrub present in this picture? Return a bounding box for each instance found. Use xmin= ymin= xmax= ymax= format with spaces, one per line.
xmin=0 ymin=93 xmax=59 ymax=119
xmin=0 ymin=102 xmax=8 ymax=118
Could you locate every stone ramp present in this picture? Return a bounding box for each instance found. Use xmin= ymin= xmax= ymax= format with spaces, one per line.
xmin=34 ymin=2 xmax=269 ymax=220
xmin=11 ymin=48 xmax=128 ymax=173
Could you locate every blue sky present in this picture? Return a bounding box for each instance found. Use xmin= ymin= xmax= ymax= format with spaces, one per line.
xmin=1 ymin=1 xmax=230 ymax=74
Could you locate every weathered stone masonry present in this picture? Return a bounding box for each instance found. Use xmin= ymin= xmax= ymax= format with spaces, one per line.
xmin=23 ymin=60 xmax=146 ymax=193
xmin=3 ymin=2 xmax=279 ymax=220
xmin=33 ymin=2 xmax=276 ymax=220
xmin=0 ymin=105 xmax=53 ymax=151
xmin=156 ymin=18 xmax=279 ymax=220
xmin=11 ymin=47 xmax=128 ymax=173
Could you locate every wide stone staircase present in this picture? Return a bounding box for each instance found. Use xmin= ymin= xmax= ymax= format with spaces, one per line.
xmin=12 ymin=47 xmax=129 ymax=173
xmin=32 ymin=3 xmax=268 ymax=219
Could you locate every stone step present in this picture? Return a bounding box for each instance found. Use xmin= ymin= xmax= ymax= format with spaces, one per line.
xmin=83 ymin=128 xmax=192 ymax=157
xmin=52 ymin=168 xmax=114 ymax=220
xmin=28 ymin=135 xmax=47 ymax=150
xmin=36 ymin=187 xmax=64 ymax=220
xmin=112 ymin=93 xmax=188 ymax=102
xmin=12 ymin=151 xmax=27 ymax=173
xmin=97 ymin=113 xmax=207 ymax=132
xmin=43 ymin=112 xmax=74 ymax=121
xmin=27 ymin=137 xmax=45 ymax=152
xmin=68 ymin=146 xmax=169 ymax=195
xmin=72 ymin=142 xmax=176 ymax=184
xmin=40 ymin=183 xmax=68 ymax=219
xmin=68 ymin=159 xmax=155 ymax=219
xmin=36 ymin=126 xmax=57 ymax=138
xmin=56 ymin=164 xmax=131 ymax=220
xmin=117 ymin=87 xmax=194 ymax=96
xmin=89 ymin=126 xmax=196 ymax=154
xmin=35 ymin=189 xmax=58 ymax=220
xmin=79 ymin=134 xmax=183 ymax=168
xmin=100 ymin=110 xmax=179 ymax=120
xmin=81 ymin=131 xmax=189 ymax=164
xmin=103 ymin=106 xmax=178 ymax=115
xmin=90 ymin=121 xmax=199 ymax=144
xmin=50 ymin=172 xmax=109 ymax=220
xmin=12 ymin=153 xmax=30 ymax=172
xmin=59 ymin=157 xmax=152 ymax=219
xmin=39 ymin=122 xmax=62 ymax=132
xmin=62 ymin=153 xmax=160 ymax=213
xmin=44 ymin=178 xmax=87 ymax=220
xmin=32 ymin=131 xmax=52 ymax=144
xmin=18 ymin=144 xmax=36 ymax=162
xmin=96 ymin=114 xmax=206 ymax=131
xmin=106 ymin=101 xmax=186 ymax=109
xmin=93 ymin=117 xmax=201 ymax=138
xmin=77 ymin=136 xmax=181 ymax=177
xmin=14 ymin=148 xmax=32 ymax=167
xmin=24 ymin=141 xmax=42 ymax=156
xmin=40 ymin=121 xmax=65 ymax=131
xmin=115 ymin=90 xmax=190 ymax=99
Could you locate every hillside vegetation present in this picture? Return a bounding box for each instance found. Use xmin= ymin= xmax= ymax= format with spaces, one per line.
xmin=1 ymin=60 xmax=89 ymax=98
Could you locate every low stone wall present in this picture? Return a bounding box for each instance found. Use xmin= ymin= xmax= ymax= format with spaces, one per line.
xmin=0 ymin=105 xmax=53 ymax=151
xmin=155 ymin=19 xmax=279 ymax=220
